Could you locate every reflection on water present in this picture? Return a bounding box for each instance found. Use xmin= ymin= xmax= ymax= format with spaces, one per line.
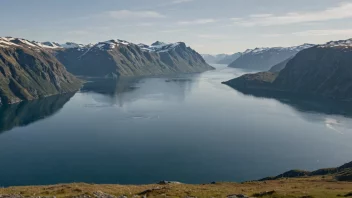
xmin=0 ymin=93 xmax=74 ymax=134
xmin=0 ymin=66 xmax=351 ymax=187
xmin=80 ymin=76 xmax=198 ymax=107
xmin=232 ymin=88 xmax=352 ymax=134
xmin=232 ymin=88 xmax=352 ymax=117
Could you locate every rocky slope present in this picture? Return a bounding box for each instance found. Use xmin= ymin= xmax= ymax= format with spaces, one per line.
xmin=223 ymin=39 xmax=352 ymax=100
xmin=55 ymin=40 xmax=214 ymax=77
xmin=228 ymin=44 xmax=315 ymax=71
xmin=0 ymin=37 xmax=82 ymax=105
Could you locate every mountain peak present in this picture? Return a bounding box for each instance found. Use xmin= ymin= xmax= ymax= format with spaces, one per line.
xmin=151 ymin=41 xmax=166 ymax=46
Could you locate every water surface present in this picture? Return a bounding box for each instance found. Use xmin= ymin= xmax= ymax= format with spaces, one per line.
xmin=0 ymin=64 xmax=351 ymax=186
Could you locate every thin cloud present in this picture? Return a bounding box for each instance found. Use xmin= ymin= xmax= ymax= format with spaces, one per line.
xmin=160 ymin=29 xmax=187 ymax=33
xmin=198 ymin=34 xmax=228 ymax=40
xmin=178 ymin=19 xmax=216 ymax=25
xmin=106 ymin=10 xmax=165 ymax=19
xmin=261 ymin=34 xmax=284 ymax=38
xmin=293 ymin=29 xmax=352 ymax=36
xmin=172 ymin=0 xmax=194 ymax=4
xmin=232 ymin=2 xmax=352 ymax=27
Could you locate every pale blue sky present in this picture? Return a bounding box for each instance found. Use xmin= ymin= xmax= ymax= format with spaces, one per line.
xmin=1 ymin=0 xmax=352 ymax=54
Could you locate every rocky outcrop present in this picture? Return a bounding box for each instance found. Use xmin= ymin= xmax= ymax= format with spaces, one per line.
xmin=228 ymin=44 xmax=315 ymax=71
xmin=223 ymin=39 xmax=352 ymax=100
xmin=55 ymin=40 xmax=214 ymax=77
xmin=0 ymin=37 xmax=82 ymax=104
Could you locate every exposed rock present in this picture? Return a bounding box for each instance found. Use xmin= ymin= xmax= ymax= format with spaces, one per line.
xmin=252 ymin=190 xmax=276 ymax=197
xmin=157 ymin=180 xmax=181 ymax=185
xmin=93 ymin=191 xmax=116 ymax=198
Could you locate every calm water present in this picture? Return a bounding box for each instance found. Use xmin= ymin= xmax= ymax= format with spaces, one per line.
xmin=1 ymin=64 xmax=352 ymax=186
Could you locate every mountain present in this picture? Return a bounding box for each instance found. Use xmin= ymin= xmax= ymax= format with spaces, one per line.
xmin=0 ymin=37 xmax=82 ymax=105
xmin=217 ymin=52 xmax=242 ymax=64
xmin=223 ymin=38 xmax=352 ymax=100
xmin=201 ymin=54 xmax=228 ymax=64
xmin=55 ymin=39 xmax=214 ymax=77
xmin=228 ymin=44 xmax=315 ymax=71
xmin=202 ymin=53 xmax=242 ymax=64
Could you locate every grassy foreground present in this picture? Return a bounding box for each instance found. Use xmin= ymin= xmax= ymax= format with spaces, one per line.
xmin=0 ymin=176 xmax=351 ymax=198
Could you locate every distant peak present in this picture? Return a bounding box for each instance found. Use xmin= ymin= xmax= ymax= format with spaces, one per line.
xmin=151 ymin=41 xmax=166 ymax=46
xmin=319 ymin=38 xmax=352 ymax=48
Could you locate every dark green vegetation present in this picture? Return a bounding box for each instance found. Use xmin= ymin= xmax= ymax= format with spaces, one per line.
xmin=224 ymin=39 xmax=352 ymax=100
xmin=0 ymin=38 xmax=82 ymax=105
xmin=0 ymin=93 xmax=74 ymax=134
xmin=56 ymin=40 xmax=214 ymax=77
xmin=0 ymin=162 xmax=351 ymax=198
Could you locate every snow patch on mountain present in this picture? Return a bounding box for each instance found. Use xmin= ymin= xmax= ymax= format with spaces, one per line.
xmin=319 ymin=38 xmax=352 ymax=48
xmin=138 ymin=41 xmax=182 ymax=53
xmin=61 ymin=42 xmax=85 ymax=49
xmin=243 ymin=44 xmax=315 ymax=55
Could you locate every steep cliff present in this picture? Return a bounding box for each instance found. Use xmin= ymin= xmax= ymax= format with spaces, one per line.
xmin=0 ymin=37 xmax=82 ymax=104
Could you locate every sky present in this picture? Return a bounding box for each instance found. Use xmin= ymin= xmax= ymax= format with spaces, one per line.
xmin=1 ymin=0 xmax=352 ymax=54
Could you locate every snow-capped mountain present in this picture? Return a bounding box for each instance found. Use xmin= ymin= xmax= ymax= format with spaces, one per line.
xmin=0 ymin=37 xmax=83 ymax=50
xmin=60 ymin=42 xmax=86 ymax=49
xmin=0 ymin=37 xmax=81 ymax=105
xmin=54 ymin=39 xmax=213 ymax=77
xmin=224 ymin=38 xmax=352 ymax=100
xmin=318 ymin=38 xmax=352 ymax=48
xmin=229 ymin=43 xmax=316 ymax=71
xmin=242 ymin=44 xmax=315 ymax=55
xmin=138 ymin=41 xmax=183 ymax=53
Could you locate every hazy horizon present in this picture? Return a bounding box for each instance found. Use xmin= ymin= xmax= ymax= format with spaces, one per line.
xmin=1 ymin=0 xmax=352 ymax=54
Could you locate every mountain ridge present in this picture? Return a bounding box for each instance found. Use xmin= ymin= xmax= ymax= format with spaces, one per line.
xmin=55 ymin=39 xmax=214 ymax=77
xmin=223 ymin=38 xmax=352 ymax=100
xmin=228 ymin=43 xmax=315 ymax=71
